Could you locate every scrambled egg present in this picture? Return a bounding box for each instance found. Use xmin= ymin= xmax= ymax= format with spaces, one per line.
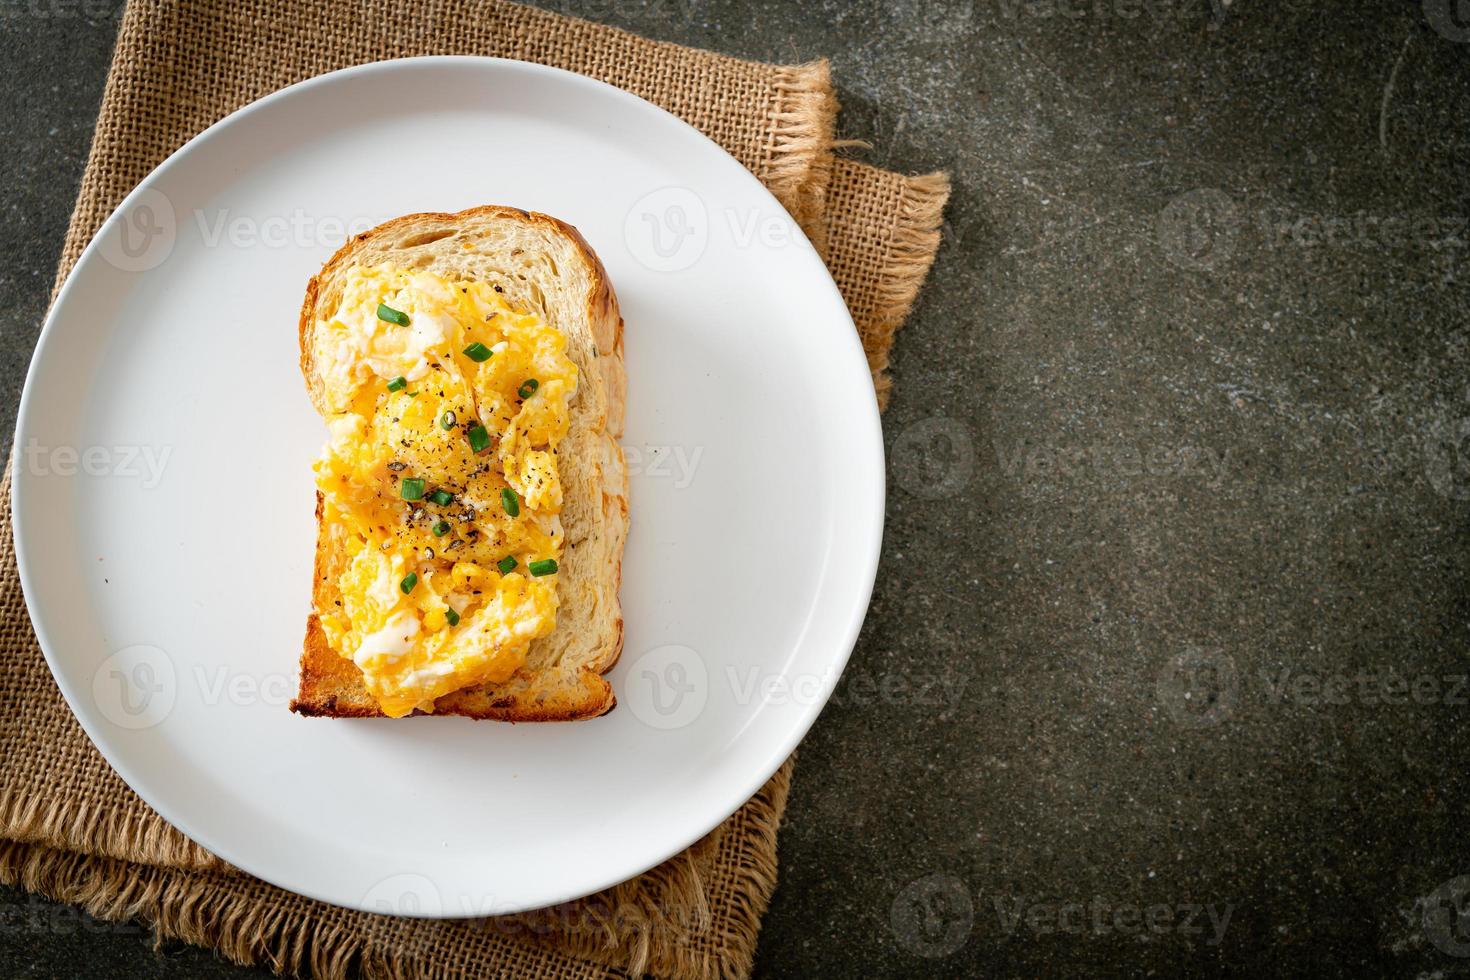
xmin=311 ymin=266 xmax=577 ymax=717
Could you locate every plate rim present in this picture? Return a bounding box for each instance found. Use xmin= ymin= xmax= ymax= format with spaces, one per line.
xmin=11 ymin=54 xmax=885 ymax=916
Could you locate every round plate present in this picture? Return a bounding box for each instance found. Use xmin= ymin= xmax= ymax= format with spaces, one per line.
xmin=12 ymin=57 xmax=882 ymax=917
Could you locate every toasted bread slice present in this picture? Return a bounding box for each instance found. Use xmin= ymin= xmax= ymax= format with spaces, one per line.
xmin=290 ymin=206 xmax=627 ymax=720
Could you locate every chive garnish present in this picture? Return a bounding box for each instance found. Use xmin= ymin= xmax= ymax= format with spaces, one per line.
xmin=440 ymin=410 xmax=456 ymax=430
xmin=463 ymin=342 xmax=492 ymax=362
xmin=400 ymin=478 xmax=426 ymax=501
xmin=428 ymin=489 xmax=453 ymax=506
xmin=528 ymin=559 xmax=558 ymax=577
xmin=432 ymin=520 xmax=451 ymax=537
xmin=467 ymin=425 xmax=491 ymax=454
xmin=500 ymin=487 xmax=520 ymax=517
xmin=518 ymin=378 xmax=539 ymax=399
xmin=377 ymin=303 xmax=410 ymax=326
xmin=445 ymin=608 xmax=460 ymax=627
xmin=497 ymin=556 xmax=517 ymax=574
xmin=400 ymin=572 xmax=417 ymax=594
xmin=386 ymin=376 xmax=407 ymax=392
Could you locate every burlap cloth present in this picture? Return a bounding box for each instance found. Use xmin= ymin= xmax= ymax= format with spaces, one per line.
xmin=0 ymin=1 xmax=948 ymax=977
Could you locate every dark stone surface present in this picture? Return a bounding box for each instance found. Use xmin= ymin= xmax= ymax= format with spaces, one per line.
xmin=2 ymin=1 xmax=1469 ymax=977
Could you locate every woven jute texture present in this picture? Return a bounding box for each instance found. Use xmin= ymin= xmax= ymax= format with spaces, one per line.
xmin=0 ymin=1 xmax=949 ymax=977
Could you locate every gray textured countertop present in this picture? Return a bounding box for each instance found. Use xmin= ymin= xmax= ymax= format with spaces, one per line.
xmin=3 ymin=1 xmax=1469 ymax=977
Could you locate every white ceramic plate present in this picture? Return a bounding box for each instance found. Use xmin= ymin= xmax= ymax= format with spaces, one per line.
xmin=12 ymin=57 xmax=882 ymax=917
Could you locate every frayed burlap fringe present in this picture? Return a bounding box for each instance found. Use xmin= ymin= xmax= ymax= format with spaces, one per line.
xmin=525 ymin=758 xmax=792 ymax=980
xmin=0 ymin=841 xmax=426 ymax=980
xmin=858 ymin=168 xmax=951 ymax=407
xmin=765 ymin=61 xmax=839 ymax=256
xmin=691 ymin=757 xmax=789 ymax=980
xmin=0 ymin=787 xmax=219 ymax=873
xmin=0 ymin=758 xmax=793 ymax=980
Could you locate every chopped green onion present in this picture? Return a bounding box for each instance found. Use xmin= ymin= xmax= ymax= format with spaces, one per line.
xmin=439 ymin=410 xmax=456 ymax=430
xmin=385 ymin=376 xmax=407 ymax=392
xmin=463 ymin=342 xmax=492 ymax=362
xmin=377 ymin=303 xmax=410 ymax=326
xmin=400 ymin=478 xmax=426 ymax=501
xmin=467 ymin=425 xmax=491 ymax=454
xmin=428 ymin=489 xmax=453 ymax=506
xmin=497 ymin=555 xmax=518 ymax=574
xmin=528 ymin=559 xmax=558 ymax=577
xmin=500 ymin=487 xmax=520 ymax=517
xmin=400 ymin=572 xmax=418 ymax=594
xmin=518 ymin=378 xmax=539 ymax=399
xmin=445 ymin=608 xmax=460 ymax=627
xmin=432 ymin=520 xmax=451 ymax=537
